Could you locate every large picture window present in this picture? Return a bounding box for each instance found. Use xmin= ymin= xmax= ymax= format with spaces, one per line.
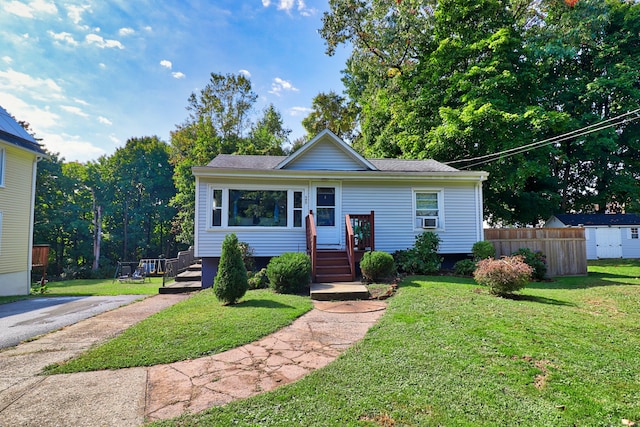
xmin=210 ymin=187 xmax=304 ymax=229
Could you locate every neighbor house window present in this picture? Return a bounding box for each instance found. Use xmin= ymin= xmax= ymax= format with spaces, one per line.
xmin=631 ymin=228 xmax=639 ymax=239
xmin=210 ymin=187 xmax=304 ymax=228
xmin=414 ymin=189 xmax=443 ymax=229
xmin=0 ymin=147 xmax=5 ymax=187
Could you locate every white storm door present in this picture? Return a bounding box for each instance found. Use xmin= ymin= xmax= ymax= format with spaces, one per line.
xmin=596 ymin=227 xmax=622 ymax=258
xmin=311 ymin=182 xmax=341 ymax=247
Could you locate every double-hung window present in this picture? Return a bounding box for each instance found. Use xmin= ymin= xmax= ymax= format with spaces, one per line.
xmin=210 ymin=186 xmax=305 ymax=229
xmin=414 ymin=189 xmax=443 ymax=229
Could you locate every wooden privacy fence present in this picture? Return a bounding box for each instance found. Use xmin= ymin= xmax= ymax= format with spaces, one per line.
xmin=484 ymin=228 xmax=587 ymax=277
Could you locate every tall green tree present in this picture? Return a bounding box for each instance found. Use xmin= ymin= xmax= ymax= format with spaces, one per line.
xmin=301 ymin=91 xmax=359 ymax=142
xmin=242 ymin=104 xmax=289 ymax=155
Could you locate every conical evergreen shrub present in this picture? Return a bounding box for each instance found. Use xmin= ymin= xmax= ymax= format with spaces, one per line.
xmin=214 ymin=233 xmax=248 ymax=305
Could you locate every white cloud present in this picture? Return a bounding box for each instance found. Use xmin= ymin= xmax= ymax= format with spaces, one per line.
xmin=264 ymin=0 xmax=315 ymax=16
xmin=67 ymin=4 xmax=91 ymax=25
xmin=269 ymin=77 xmax=298 ymax=96
xmin=160 ymin=59 xmax=172 ymax=69
xmin=85 ymin=34 xmax=124 ymax=49
xmin=0 ymin=68 xmax=63 ymax=98
xmin=118 ymin=27 xmax=135 ymax=36
xmin=42 ymin=132 xmax=106 ymax=162
xmin=108 ymin=134 xmax=120 ymax=144
xmin=98 ymin=116 xmax=112 ymax=125
xmin=73 ymin=98 xmax=89 ymax=106
xmin=0 ymin=91 xmax=60 ymax=130
xmin=48 ymin=31 xmax=78 ymax=46
xmin=60 ymin=105 xmax=89 ymax=118
xmin=98 ymin=62 xmax=106 ymax=69
xmin=172 ymin=72 xmax=186 ymax=79
xmin=2 ymin=56 xmax=12 ymax=64
xmin=290 ymin=106 xmax=311 ymax=116
xmin=239 ymin=69 xmax=251 ymax=77
xmin=4 ymin=1 xmax=33 ymax=18
xmin=143 ymin=26 xmax=153 ymax=32
xmin=261 ymin=0 xmax=270 ymax=6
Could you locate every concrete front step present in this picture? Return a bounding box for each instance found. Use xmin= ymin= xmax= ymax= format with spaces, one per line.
xmin=310 ymin=282 xmax=370 ymax=301
xmin=175 ymin=269 xmax=202 ymax=282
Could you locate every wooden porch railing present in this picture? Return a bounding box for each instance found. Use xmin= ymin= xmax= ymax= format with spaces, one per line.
xmin=306 ymin=210 xmax=317 ymax=282
xmin=345 ymin=215 xmax=356 ymax=281
xmin=349 ymin=211 xmax=375 ymax=251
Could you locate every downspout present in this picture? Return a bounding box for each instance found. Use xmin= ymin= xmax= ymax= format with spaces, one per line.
xmin=476 ymin=181 xmax=485 ymax=242
xmin=27 ymin=156 xmax=42 ymax=294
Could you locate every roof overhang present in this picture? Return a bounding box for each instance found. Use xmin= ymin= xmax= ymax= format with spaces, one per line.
xmin=192 ymin=166 xmax=489 ymax=182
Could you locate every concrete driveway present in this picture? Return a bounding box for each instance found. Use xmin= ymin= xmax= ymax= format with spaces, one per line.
xmin=0 ymin=295 xmax=145 ymax=349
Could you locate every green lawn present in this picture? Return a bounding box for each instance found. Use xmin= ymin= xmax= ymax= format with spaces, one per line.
xmin=44 ymin=289 xmax=313 ymax=373
xmin=151 ymin=261 xmax=640 ymax=426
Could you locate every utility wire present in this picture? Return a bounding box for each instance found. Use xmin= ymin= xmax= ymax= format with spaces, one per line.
xmin=445 ymin=108 xmax=640 ymax=170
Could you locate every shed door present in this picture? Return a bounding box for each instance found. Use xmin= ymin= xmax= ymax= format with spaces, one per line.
xmin=596 ymin=227 xmax=622 ymax=258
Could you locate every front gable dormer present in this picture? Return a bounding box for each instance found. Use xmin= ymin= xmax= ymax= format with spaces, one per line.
xmin=276 ymin=129 xmax=378 ymax=171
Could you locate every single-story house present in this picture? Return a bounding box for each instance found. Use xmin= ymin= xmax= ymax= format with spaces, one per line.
xmin=193 ymin=129 xmax=488 ymax=286
xmin=545 ymin=213 xmax=640 ymax=259
xmin=0 ymin=105 xmax=48 ymax=296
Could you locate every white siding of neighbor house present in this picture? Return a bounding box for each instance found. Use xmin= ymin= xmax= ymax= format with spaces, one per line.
xmin=195 ymin=176 xmax=482 ymax=257
xmin=583 ymin=228 xmax=598 ymax=260
xmin=284 ymin=138 xmax=367 ymax=171
xmin=622 ymin=227 xmax=640 ymax=258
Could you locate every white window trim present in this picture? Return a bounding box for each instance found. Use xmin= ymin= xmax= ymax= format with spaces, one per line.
xmin=0 ymin=147 xmax=5 ymax=187
xmin=412 ymin=187 xmax=445 ymax=231
xmin=629 ymin=227 xmax=639 ymax=240
xmin=207 ymin=184 xmax=307 ymax=231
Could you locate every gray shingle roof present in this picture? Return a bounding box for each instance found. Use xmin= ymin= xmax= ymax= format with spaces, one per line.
xmin=0 ymin=105 xmax=47 ymax=155
xmin=207 ymin=154 xmax=460 ymax=172
xmin=553 ymin=213 xmax=640 ymax=226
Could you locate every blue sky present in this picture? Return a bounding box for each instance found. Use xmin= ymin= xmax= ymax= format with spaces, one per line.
xmin=0 ymin=0 xmax=349 ymax=162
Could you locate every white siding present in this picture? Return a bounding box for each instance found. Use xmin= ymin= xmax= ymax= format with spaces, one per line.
xmin=622 ymin=227 xmax=640 ymax=258
xmin=285 ymin=139 xmax=366 ymax=170
xmin=196 ymin=177 xmax=483 ymax=257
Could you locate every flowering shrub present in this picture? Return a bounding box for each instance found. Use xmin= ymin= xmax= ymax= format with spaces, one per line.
xmin=473 ymin=255 xmax=533 ymax=296
xmin=512 ymin=248 xmax=547 ymax=280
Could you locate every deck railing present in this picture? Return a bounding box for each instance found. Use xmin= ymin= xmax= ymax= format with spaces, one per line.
xmin=306 ymin=210 xmax=317 ymax=282
xmin=345 ymin=215 xmax=356 ymax=281
xmin=161 ymin=247 xmax=198 ymax=287
xmin=349 ymin=211 xmax=375 ymax=251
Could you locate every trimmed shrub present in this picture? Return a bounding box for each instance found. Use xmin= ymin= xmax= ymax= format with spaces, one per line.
xmin=267 ymin=252 xmax=311 ymax=294
xmin=472 ymin=241 xmax=495 ymax=261
xmin=393 ymin=231 xmax=442 ymax=274
xmin=453 ymin=259 xmax=477 ymax=276
xmin=214 ymin=233 xmax=248 ymax=305
xmin=360 ymin=251 xmax=396 ymax=283
xmin=247 ymin=268 xmax=269 ymax=289
xmin=473 ymin=255 xmax=533 ymax=296
xmin=512 ymin=248 xmax=547 ymax=280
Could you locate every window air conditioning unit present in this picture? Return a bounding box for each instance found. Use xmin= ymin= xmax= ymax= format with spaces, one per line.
xmin=419 ymin=217 xmax=438 ymax=229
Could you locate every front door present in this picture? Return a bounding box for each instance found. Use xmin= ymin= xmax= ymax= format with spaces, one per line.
xmin=311 ymin=183 xmax=341 ymax=247
xmin=596 ymin=227 xmax=622 ymax=258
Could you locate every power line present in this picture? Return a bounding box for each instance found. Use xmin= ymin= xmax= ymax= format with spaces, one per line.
xmin=445 ymin=108 xmax=640 ymax=170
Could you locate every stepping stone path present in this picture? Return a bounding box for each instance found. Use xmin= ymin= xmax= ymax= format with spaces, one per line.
xmin=145 ymin=300 xmax=386 ymax=421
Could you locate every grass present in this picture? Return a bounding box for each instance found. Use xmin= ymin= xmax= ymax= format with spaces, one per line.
xmin=151 ymin=260 xmax=640 ymax=426
xmin=0 ymin=277 xmax=163 ymax=305
xmin=44 ymin=289 xmax=313 ymax=374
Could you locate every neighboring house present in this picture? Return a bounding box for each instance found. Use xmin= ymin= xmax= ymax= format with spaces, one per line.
xmin=0 ymin=106 xmax=48 ymax=296
xmin=546 ymin=213 xmax=640 ymax=259
xmin=193 ymin=129 xmax=488 ymax=286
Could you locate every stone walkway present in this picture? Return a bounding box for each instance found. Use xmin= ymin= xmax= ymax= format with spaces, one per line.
xmin=0 ymin=295 xmax=386 ymax=426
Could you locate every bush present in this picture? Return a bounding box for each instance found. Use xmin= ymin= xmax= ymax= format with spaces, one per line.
xmin=512 ymin=248 xmax=547 ymax=280
xmin=453 ymin=259 xmax=477 ymax=276
xmin=360 ymin=251 xmax=396 ymax=283
xmin=247 ymin=268 xmax=269 ymax=289
xmin=267 ymin=252 xmax=311 ymax=294
xmin=214 ymin=233 xmax=248 ymax=305
xmin=238 ymin=241 xmax=255 ymax=272
xmin=473 ymin=255 xmax=533 ymax=296
xmin=472 ymin=241 xmax=495 ymax=261
xmin=393 ymin=231 xmax=442 ymax=274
